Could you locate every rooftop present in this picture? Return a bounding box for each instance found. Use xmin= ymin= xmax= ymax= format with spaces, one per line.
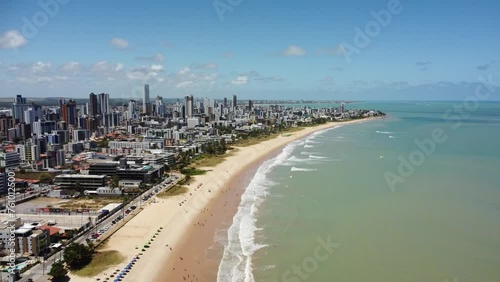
xmin=55 ymin=174 xmax=106 ymax=179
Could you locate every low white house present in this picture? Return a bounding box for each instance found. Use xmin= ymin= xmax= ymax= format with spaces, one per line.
xmin=84 ymin=187 xmax=122 ymax=197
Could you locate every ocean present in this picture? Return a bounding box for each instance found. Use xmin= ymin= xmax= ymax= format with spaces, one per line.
xmin=217 ymin=102 xmax=500 ymax=282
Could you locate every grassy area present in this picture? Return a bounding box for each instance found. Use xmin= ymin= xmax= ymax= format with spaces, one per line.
xmin=58 ymin=197 xmax=126 ymax=209
xmin=72 ymin=250 xmax=125 ymax=277
xmin=157 ymin=185 xmax=189 ymax=198
xmin=194 ymin=149 xmax=237 ymax=168
xmin=180 ymin=167 xmax=207 ymax=176
xmin=16 ymin=171 xmax=56 ymax=180
xmin=234 ymin=126 xmax=307 ymax=147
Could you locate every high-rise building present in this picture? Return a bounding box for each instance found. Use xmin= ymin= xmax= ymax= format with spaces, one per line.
xmin=32 ymin=120 xmax=57 ymax=137
xmin=185 ymin=95 xmax=194 ymax=118
xmin=223 ymin=97 xmax=227 ymax=108
xmin=24 ymin=105 xmax=42 ymax=124
xmin=89 ymin=93 xmax=98 ymax=117
xmin=0 ymin=114 xmax=14 ymax=136
xmin=248 ymin=100 xmax=253 ymax=112
xmin=61 ymin=100 xmax=78 ymax=127
xmin=97 ymin=93 xmax=110 ymax=115
xmin=128 ymin=100 xmax=137 ymax=120
xmin=155 ymin=96 xmax=163 ymax=117
xmin=143 ymin=84 xmax=150 ymax=114
xmin=12 ymin=95 xmax=29 ymax=123
xmin=232 ymin=94 xmax=237 ymax=111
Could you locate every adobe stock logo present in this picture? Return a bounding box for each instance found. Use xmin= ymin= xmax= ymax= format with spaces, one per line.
xmin=273 ymin=235 xmax=340 ymax=282
xmin=339 ymin=0 xmax=406 ymax=63
xmin=213 ymin=0 xmax=243 ymax=21
xmin=17 ymin=0 xmax=70 ymax=53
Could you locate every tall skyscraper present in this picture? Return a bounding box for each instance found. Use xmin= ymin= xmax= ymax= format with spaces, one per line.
xmin=155 ymin=96 xmax=163 ymax=117
xmin=232 ymin=94 xmax=237 ymax=111
xmin=97 ymin=93 xmax=109 ymax=115
xmin=24 ymin=105 xmax=42 ymax=124
xmin=248 ymin=100 xmax=253 ymax=111
xmin=185 ymin=95 xmax=194 ymax=118
xmin=61 ymin=100 xmax=78 ymax=127
xmin=128 ymin=100 xmax=137 ymax=120
xmin=88 ymin=93 xmax=98 ymax=116
xmin=223 ymin=97 xmax=227 ymax=108
xmin=143 ymin=84 xmax=150 ymax=114
xmin=12 ymin=95 xmax=29 ymax=123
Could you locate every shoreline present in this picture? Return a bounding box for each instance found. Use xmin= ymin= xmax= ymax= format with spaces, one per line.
xmin=67 ymin=118 xmax=378 ymax=282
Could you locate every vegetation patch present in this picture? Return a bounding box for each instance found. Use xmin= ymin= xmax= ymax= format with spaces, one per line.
xmin=157 ymin=185 xmax=189 ymax=198
xmin=180 ymin=167 xmax=206 ymax=176
xmin=72 ymin=250 xmax=125 ymax=277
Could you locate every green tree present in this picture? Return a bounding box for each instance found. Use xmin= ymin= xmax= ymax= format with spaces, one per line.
xmin=63 ymin=243 xmax=93 ymax=270
xmin=75 ymin=181 xmax=83 ymax=195
xmin=110 ymin=175 xmax=120 ymax=188
xmin=39 ymin=173 xmax=54 ymax=184
xmin=48 ymin=261 xmax=68 ymax=279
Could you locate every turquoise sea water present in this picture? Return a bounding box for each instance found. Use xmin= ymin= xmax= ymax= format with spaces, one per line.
xmin=217 ymin=102 xmax=500 ymax=282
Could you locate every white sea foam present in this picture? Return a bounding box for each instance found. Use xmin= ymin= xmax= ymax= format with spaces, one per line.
xmin=291 ymin=167 xmax=317 ymax=172
xmin=376 ymin=130 xmax=394 ymax=134
xmin=309 ymin=155 xmax=328 ymax=159
xmin=300 ymin=151 xmax=319 ymax=155
xmin=389 ymin=135 xmax=396 ymax=139
xmin=305 ymin=139 xmax=320 ymax=144
xmin=217 ymin=142 xmax=297 ymax=282
xmin=304 ymin=145 xmax=315 ymax=148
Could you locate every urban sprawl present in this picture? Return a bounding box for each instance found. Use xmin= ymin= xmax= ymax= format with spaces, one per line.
xmin=0 ymin=85 xmax=384 ymax=279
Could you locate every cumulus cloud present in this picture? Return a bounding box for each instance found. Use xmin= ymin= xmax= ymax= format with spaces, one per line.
xmin=110 ymin=37 xmax=129 ymax=49
xmin=282 ymin=45 xmax=306 ymax=56
xmin=59 ymin=62 xmax=81 ymax=73
xmin=127 ymin=65 xmax=165 ymax=81
xmin=175 ymin=81 xmax=194 ymax=88
xmin=135 ymin=53 xmax=165 ymax=62
xmin=178 ymin=67 xmax=191 ymax=75
xmin=0 ymin=30 xmax=27 ymax=49
xmin=231 ymin=75 xmax=249 ymax=85
xmin=31 ymin=62 xmax=51 ymax=73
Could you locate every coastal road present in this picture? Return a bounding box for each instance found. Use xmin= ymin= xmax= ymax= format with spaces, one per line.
xmin=17 ymin=174 xmax=181 ymax=282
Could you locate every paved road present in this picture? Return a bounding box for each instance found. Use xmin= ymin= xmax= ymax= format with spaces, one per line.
xmin=17 ymin=174 xmax=181 ymax=282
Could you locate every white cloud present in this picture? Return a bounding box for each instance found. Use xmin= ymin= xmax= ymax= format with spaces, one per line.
xmin=110 ymin=37 xmax=129 ymax=49
xmin=282 ymin=45 xmax=306 ymax=56
xmin=136 ymin=53 xmax=165 ymax=62
xmin=151 ymin=64 xmax=164 ymax=71
xmin=127 ymin=65 xmax=164 ymax=81
xmin=175 ymin=81 xmax=194 ymax=88
xmin=178 ymin=67 xmax=191 ymax=75
xmin=0 ymin=30 xmax=27 ymax=49
xmin=59 ymin=61 xmax=81 ymax=73
xmin=231 ymin=75 xmax=249 ymax=85
xmin=31 ymin=62 xmax=51 ymax=73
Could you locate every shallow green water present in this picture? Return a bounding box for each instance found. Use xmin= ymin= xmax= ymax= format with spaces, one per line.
xmin=218 ymin=102 xmax=500 ymax=282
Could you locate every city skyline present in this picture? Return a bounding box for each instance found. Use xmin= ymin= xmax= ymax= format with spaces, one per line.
xmin=1 ymin=0 xmax=500 ymax=101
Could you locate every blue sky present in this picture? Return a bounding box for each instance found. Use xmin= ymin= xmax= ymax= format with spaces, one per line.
xmin=0 ymin=0 xmax=499 ymax=100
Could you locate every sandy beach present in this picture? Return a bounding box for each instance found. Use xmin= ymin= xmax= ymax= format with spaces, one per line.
xmin=68 ymin=119 xmax=375 ymax=282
